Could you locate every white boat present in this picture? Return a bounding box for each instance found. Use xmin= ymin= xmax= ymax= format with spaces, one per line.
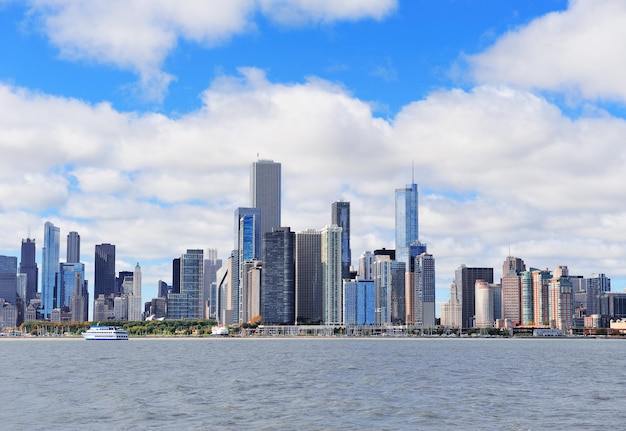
xmin=82 ymin=325 xmax=129 ymax=340
xmin=211 ymin=325 xmax=229 ymax=336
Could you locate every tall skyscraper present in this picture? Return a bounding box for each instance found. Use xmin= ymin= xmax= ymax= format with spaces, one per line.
xmin=66 ymin=231 xmax=80 ymax=263
xmin=395 ymin=182 xmax=418 ymax=268
xmin=331 ymin=201 xmax=351 ymax=280
xmin=441 ymin=280 xmax=462 ymax=328
xmin=532 ymin=269 xmax=551 ymax=325
xmin=475 ymin=280 xmax=495 ymax=328
xmin=295 ymin=229 xmax=323 ymax=324
xmin=414 ymin=253 xmax=435 ymax=328
xmin=19 ymin=238 xmax=38 ymax=304
xmin=374 ymin=255 xmax=405 ymax=325
xmin=234 ymin=207 xmax=261 ymax=323
xmin=41 ymin=221 xmax=60 ymax=318
xmin=261 ymin=227 xmax=295 ymax=324
xmin=94 ymin=243 xmax=116 ymax=299
xmin=181 ymin=249 xmax=204 ymax=319
xmin=321 ymin=224 xmax=342 ymax=325
xmin=250 ymin=159 xmax=281 ymax=235
xmin=128 ymin=263 xmax=142 ymax=321
xmin=501 ymin=256 xmax=525 ymax=326
xmin=455 ymin=265 xmax=493 ymax=329
xmin=586 ymin=273 xmax=610 ymax=316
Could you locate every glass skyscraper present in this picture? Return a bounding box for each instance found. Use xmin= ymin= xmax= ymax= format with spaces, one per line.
xmin=331 ymin=201 xmax=351 ymax=280
xmin=261 ymin=227 xmax=295 ymax=324
xmin=295 ymin=229 xmax=322 ymax=324
xmin=395 ymin=183 xmax=418 ymax=268
xmin=181 ymin=249 xmax=204 ymax=320
xmin=94 ymin=243 xmax=116 ymax=299
xmin=19 ymin=238 xmax=38 ymax=304
xmin=250 ymin=159 xmax=281 ymax=235
xmin=41 ymin=221 xmax=60 ymax=318
xmin=0 ymin=255 xmax=18 ymax=305
xmin=234 ymin=207 xmax=261 ymax=323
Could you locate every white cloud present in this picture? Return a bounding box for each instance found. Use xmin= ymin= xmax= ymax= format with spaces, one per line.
xmin=258 ymin=0 xmax=397 ymax=25
xmin=469 ymin=0 xmax=626 ymax=103
xmin=26 ymin=0 xmax=397 ymax=102
xmin=1 ymin=68 xmax=626 ymax=299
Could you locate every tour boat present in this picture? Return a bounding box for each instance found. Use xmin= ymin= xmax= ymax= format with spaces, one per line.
xmin=82 ymin=325 xmax=129 ymax=340
xmin=211 ymin=325 xmax=229 ymax=336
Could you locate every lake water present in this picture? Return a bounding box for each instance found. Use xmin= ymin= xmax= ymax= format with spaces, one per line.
xmin=1 ymin=337 xmax=625 ymax=430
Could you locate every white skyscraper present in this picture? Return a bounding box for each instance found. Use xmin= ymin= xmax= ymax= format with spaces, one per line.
xmin=128 ymin=263 xmax=143 ymax=321
xmin=321 ymin=224 xmax=342 ymax=325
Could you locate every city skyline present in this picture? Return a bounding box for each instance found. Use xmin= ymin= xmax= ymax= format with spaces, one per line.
xmin=1 ymin=1 xmax=626 ymax=307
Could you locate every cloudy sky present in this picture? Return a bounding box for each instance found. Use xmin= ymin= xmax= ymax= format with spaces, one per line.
xmin=1 ymin=0 xmax=625 ymax=310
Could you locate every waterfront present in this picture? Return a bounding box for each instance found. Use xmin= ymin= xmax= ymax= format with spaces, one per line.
xmin=2 ymin=337 xmax=625 ymax=430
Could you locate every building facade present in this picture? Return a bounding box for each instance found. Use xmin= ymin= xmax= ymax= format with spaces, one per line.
xmin=295 ymin=229 xmax=323 ymax=324
xmin=41 ymin=222 xmax=60 ymax=318
xmin=261 ymin=227 xmax=295 ymax=324
xmin=250 ymin=159 xmax=281 ymax=235
xmin=321 ymin=224 xmax=343 ymax=325
xmin=455 ymin=265 xmax=494 ymax=329
xmin=331 ymin=201 xmax=351 ymax=280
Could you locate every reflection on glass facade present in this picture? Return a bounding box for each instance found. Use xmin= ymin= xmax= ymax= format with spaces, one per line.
xmin=42 ymin=221 xmax=60 ymax=318
xmin=332 ymin=201 xmax=351 ymax=280
xmin=395 ymin=183 xmax=418 ymax=268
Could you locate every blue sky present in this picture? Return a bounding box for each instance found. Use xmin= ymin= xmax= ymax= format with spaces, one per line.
xmin=1 ymin=0 xmax=625 ymax=311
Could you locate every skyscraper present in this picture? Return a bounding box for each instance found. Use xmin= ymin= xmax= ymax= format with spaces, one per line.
xmin=261 ymin=227 xmax=295 ymax=324
xmin=295 ymin=229 xmax=323 ymax=324
xmin=181 ymin=249 xmax=204 ymax=320
xmin=66 ymin=231 xmax=80 ymax=263
xmin=250 ymin=159 xmax=281 ymax=235
xmin=395 ymin=182 xmax=418 ymax=268
xmin=414 ymin=252 xmax=435 ymax=328
xmin=128 ymin=263 xmax=142 ymax=321
xmin=234 ymin=207 xmax=261 ymax=323
xmin=94 ymin=243 xmax=116 ymax=299
xmin=0 ymin=255 xmax=18 ymax=305
xmin=331 ymin=201 xmax=351 ymax=279
xmin=19 ymin=238 xmax=38 ymax=304
xmin=41 ymin=221 xmax=60 ymax=318
xmin=586 ymin=273 xmax=611 ymax=316
xmin=57 ymin=262 xmax=85 ymax=310
xmin=455 ymin=265 xmax=493 ymax=329
xmin=321 ymin=224 xmax=342 ymax=325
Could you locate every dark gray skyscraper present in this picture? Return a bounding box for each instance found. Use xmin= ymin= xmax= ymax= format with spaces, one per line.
xmin=66 ymin=231 xmax=80 ymax=263
xmin=0 ymin=255 xmax=18 ymax=305
xmin=331 ymin=201 xmax=351 ymax=280
xmin=20 ymin=238 xmax=38 ymax=304
xmin=295 ymin=229 xmax=322 ymax=324
xmin=94 ymin=243 xmax=116 ymax=299
xmin=250 ymin=159 xmax=281 ymax=235
xmin=455 ymin=265 xmax=493 ymax=329
xmin=261 ymin=227 xmax=295 ymax=324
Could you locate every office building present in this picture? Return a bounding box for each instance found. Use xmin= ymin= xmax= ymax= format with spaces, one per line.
xmin=241 ymin=260 xmax=262 ymax=323
xmin=395 ymin=182 xmax=418 ymax=268
xmin=455 ymin=265 xmax=493 ymax=329
xmin=344 ymin=279 xmax=375 ymax=325
xmin=586 ymin=273 xmax=610 ymax=316
xmin=414 ymin=253 xmax=435 ymax=328
xmin=57 ymin=262 xmax=86 ymax=310
xmin=261 ymin=227 xmax=295 ymax=324
xmin=358 ymin=251 xmax=375 ymax=281
xmin=532 ymin=269 xmax=551 ymax=325
xmin=127 ymin=263 xmax=142 ymax=321
xmin=322 ymin=224 xmax=343 ymax=325
xmin=234 ymin=207 xmax=261 ymax=323
xmin=66 ymin=231 xmax=80 ymax=263
xmin=19 ymin=238 xmax=38 ymax=304
xmin=295 ymin=229 xmax=323 ymax=324
xmin=94 ymin=244 xmax=116 ymax=299
xmin=181 ymin=249 xmax=204 ymax=319
xmin=441 ymin=280 xmax=462 ymax=328
xmin=0 ymin=255 xmax=18 ymax=305
xmin=331 ymin=201 xmax=351 ymax=280
xmin=41 ymin=222 xmax=60 ymax=318
xmin=250 ymin=159 xmax=281 ymax=235
xmin=550 ymin=273 xmax=572 ymax=330
xmin=374 ymin=255 xmax=405 ymax=325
